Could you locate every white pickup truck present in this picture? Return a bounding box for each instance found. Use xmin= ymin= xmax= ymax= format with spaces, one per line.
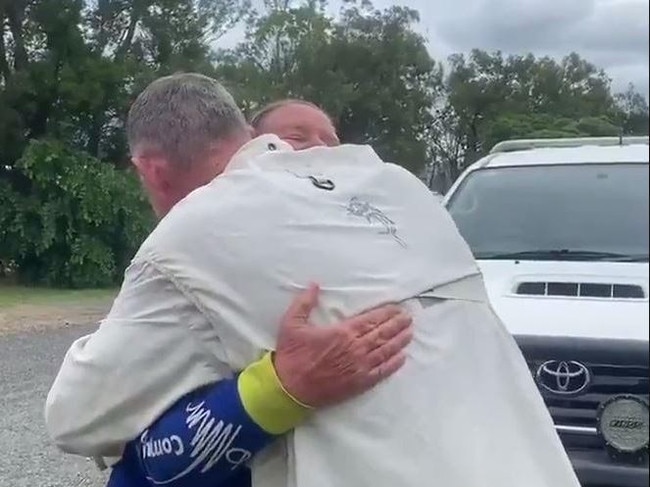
xmin=443 ymin=137 xmax=649 ymax=487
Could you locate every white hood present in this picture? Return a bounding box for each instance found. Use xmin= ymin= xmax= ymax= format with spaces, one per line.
xmin=477 ymin=260 xmax=649 ymax=341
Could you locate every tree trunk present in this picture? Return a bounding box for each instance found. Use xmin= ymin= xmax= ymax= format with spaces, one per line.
xmin=5 ymin=1 xmax=29 ymax=71
xmin=0 ymin=15 xmax=12 ymax=82
xmin=114 ymin=2 xmax=142 ymax=61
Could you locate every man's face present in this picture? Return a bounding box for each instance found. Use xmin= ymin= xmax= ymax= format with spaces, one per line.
xmin=257 ymin=103 xmax=340 ymax=150
xmin=131 ymin=149 xmax=223 ymax=218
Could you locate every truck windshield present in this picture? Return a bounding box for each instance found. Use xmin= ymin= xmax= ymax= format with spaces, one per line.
xmin=446 ymin=163 xmax=649 ymax=262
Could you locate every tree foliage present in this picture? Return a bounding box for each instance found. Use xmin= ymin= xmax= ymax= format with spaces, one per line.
xmin=216 ymin=0 xmax=442 ymax=173
xmin=0 ymin=139 xmax=153 ymax=287
xmin=0 ymin=0 xmax=648 ymax=286
xmin=425 ymin=50 xmax=648 ymax=191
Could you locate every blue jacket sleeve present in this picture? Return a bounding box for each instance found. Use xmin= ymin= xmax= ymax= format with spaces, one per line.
xmin=107 ymin=376 xmax=272 ymax=487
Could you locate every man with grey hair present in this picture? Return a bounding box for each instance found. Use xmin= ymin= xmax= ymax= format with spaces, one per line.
xmin=124 ymin=75 xmax=251 ymax=216
xmin=46 ymin=73 xmax=413 ymax=486
xmin=46 ymin=73 xmax=581 ymax=487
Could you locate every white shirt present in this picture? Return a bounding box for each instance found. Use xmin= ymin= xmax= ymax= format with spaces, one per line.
xmin=45 ymin=135 xmax=580 ymax=486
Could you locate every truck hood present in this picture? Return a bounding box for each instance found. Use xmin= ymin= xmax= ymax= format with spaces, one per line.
xmin=477 ymin=260 xmax=649 ymax=341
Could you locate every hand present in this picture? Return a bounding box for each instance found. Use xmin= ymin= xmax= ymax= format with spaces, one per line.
xmin=273 ymin=283 xmax=413 ymax=408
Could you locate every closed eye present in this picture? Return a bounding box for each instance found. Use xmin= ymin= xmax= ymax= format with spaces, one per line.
xmin=284 ymin=133 xmax=307 ymax=141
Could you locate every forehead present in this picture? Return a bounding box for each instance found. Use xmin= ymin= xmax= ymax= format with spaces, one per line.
xmin=260 ymin=103 xmax=334 ymax=131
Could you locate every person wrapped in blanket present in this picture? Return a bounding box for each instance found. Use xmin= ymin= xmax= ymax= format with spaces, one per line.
xmin=46 ymin=85 xmax=412 ymax=487
xmin=45 ymin=75 xmax=582 ymax=487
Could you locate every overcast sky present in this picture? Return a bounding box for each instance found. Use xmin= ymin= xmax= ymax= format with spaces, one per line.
xmin=221 ymin=0 xmax=649 ymax=97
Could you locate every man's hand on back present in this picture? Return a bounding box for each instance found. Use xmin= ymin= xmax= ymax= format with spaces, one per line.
xmin=274 ymin=283 xmax=413 ymax=408
xmin=105 ymin=283 xmax=413 ymax=487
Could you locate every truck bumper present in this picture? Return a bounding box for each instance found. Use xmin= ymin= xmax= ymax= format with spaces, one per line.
xmin=568 ymin=448 xmax=648 ymax=487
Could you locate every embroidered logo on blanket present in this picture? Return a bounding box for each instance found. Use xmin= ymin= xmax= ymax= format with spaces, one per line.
xmin=345 ymin=197 xmax=406 ymax=248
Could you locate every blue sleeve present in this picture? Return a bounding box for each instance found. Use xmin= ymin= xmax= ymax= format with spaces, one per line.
xmin=107 ymin=376 xmax=275 ymax=487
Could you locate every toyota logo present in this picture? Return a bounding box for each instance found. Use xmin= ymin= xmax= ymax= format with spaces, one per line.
xmin=535 ymin=360 xmax=591 ymax=395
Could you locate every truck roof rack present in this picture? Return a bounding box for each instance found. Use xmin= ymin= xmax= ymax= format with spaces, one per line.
xmin=490 ymin=136 xmax=650 ymax=154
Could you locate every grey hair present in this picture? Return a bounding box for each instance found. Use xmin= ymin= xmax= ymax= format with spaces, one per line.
xmin=127 ymin=73 xmax=247 ymax=167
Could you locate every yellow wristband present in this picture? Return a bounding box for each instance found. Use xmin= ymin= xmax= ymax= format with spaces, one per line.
xmin=237 ymin=352 xmax=311 ymax=435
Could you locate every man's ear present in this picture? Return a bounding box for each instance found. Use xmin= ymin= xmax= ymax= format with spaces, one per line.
xmin=132 ymin=154 xmax=169 ymax=193
xmin=131 ymin=155 xmax=146 ymax=183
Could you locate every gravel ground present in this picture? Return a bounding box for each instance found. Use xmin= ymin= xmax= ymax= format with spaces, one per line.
xmin=0 ymin=317 xmax=603 ymax=487
xmin=0 ymin=325 xmax=107 ymax=487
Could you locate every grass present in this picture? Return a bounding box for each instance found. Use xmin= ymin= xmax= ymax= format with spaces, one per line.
xmin=0 ymin=284 xmax=117 ymax=309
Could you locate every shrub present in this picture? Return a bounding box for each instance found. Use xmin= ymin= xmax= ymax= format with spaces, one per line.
xmin=0 ymin=139 xmax=153 ymax=288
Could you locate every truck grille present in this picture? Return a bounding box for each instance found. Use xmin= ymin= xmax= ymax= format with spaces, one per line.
xmin=532 ymin=362 xmax=650 ymax=449
xmin=517 ymin=336 xmax=649 ymax=452
xmin=539 ymin=364 xmax=649 ymax=428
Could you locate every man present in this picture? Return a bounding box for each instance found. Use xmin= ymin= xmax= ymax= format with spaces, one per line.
xmin=45 ymin=78 xmax=412 ymax=486
xmin=114 ymin=98 xmax=372 ymax=487
xmin=108 ymin=99 xmax=378 ymax=487
xmin=249 ymin=99 xmax=340 ymax=150
xmin=46 ymin=74 xmax=581 ymax=487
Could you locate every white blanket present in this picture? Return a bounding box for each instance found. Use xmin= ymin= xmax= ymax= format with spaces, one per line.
xmin=151 ymin=138 xmax=580 ymax=486
xmin=47 ymin=135 xmax=580 ymax=486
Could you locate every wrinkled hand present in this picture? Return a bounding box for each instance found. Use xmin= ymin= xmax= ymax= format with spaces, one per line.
xmin=273 ymin=283 xmax=413 ymax=408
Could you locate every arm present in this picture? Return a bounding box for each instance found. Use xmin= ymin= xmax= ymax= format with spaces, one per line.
xmin=45 ymin=258 xmax=230 ymax=459
xmin=110 ymin=353 xmax=303 ymax=487
xmin=106 ymin=285 xmax=414 ymax=487
xmin=47 ymin=256 xmax=412 ymax=476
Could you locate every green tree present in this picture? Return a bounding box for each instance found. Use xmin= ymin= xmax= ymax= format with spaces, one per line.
xmin=217 ymin=0 xmax=443 ymax=174
xmin=614 ymin=83 xmax=650 ymax=136
xmin=0 ymin=0 xmax=247 ymax=286
xmin=0 ymin=0 xmax=249 ymax=170
xmin=0 ymin=139 xmax=153 ymax=287
xmin=1 ymin=0 xmax=648 ymax=283
xmin=426 ymin=50 xmax=633 ymax=192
